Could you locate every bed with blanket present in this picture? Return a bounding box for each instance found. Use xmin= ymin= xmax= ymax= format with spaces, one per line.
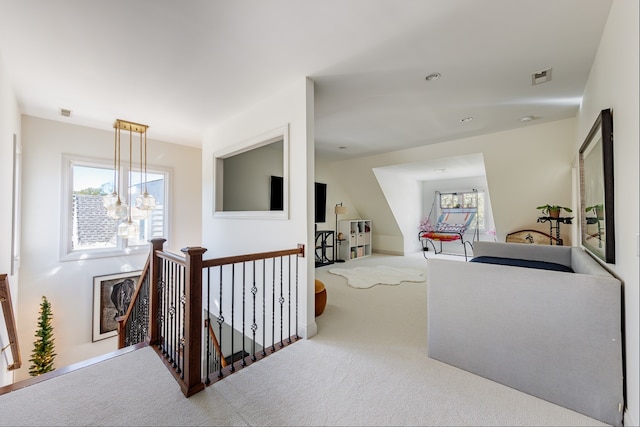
xmin=427 ymin=241 xmax=624 ymax=426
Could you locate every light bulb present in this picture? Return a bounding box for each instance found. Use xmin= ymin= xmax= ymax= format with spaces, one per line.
xmin=131 ymin=207 xmax=148 ymax=220
xmin=102 ymin=192 xmax=118 ymax=209
xmin=136 ymin=192 xmax=156 ymax=211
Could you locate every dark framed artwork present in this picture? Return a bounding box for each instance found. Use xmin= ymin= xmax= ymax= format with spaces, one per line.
xmin=92 ymin=271 xmax=141 ymax=342
xmin=579 ymin=108 xmax=614 ymax=263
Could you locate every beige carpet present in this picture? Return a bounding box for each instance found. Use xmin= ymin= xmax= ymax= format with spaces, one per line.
xmin=0 ymin=253 xmax=606 ymax=426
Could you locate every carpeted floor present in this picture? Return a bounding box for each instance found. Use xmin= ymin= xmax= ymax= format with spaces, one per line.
xmin=0 ymin=252 xmax=607 ymax=426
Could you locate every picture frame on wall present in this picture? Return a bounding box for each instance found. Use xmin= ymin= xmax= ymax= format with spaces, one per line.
xmin=92 ymin=271 xmax=141 ymax=342
xmin=579 ymin=108 xmax=615 ymax=264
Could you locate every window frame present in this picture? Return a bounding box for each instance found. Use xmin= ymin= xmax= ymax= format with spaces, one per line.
xmin=438 ymin=190 xmax=487 ymax=232
xmin=60 ymin=154 xmax=171 ymax=261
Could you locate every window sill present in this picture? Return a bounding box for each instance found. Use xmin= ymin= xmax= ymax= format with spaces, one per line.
xmin=59 ymin=244 xmax=150 ymax=262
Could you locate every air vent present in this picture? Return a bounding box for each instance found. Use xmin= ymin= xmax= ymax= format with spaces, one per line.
xmin=532 ymin=68 xmax=552 ymax=85
xmin=59 ymin=108 xmax=72 ymax=117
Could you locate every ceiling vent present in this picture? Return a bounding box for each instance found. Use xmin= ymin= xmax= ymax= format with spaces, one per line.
xmin=59 ymin=108 xmax=72 ymax=117
xmin=532 ymin=68 xmax=552 ymax=85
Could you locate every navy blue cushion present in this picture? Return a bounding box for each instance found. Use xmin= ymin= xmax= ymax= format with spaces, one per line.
xmin=469 ymin=256 xmax=574 ymax=273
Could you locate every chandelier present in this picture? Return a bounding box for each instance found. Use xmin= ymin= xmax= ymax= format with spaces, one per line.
xmin=102 ymin=119 xmax=156 ymax=239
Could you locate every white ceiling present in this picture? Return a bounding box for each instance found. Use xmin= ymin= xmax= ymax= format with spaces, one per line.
xmin=0 ymin=0 xmax=612 ymax=162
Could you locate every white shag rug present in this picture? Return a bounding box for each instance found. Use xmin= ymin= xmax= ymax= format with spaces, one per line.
xmin=328 ymin=265 xmax=426 ymax=289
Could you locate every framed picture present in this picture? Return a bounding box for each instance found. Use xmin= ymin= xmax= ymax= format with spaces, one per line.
xmin=93 ymin=271 xmax=141 ymax=342
xmin=579 ymin=108 xmax=614 ymax=264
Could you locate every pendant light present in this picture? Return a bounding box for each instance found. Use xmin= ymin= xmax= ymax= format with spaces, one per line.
xmin=103 ymin=119 xmax=153 ymax=239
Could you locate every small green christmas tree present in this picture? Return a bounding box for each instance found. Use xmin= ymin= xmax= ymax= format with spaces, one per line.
xmin=29 ymin=296 xmax=56 ymax=376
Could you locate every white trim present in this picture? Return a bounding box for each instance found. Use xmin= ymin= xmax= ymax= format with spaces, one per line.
xmin=213 ymin=124 xmax=289 ymax=219
xmin=10 ymin=134 xmax=21 ymax=276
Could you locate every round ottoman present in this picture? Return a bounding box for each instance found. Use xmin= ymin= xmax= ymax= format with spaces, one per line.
xmin=314 ymin=279 xmax=327 ymax=316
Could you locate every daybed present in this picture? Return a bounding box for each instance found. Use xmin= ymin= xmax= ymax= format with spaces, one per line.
xmin=418 ymin=210 xmax=477 ymax=261
xmin=427 ymin=241 xmax=623 ymax=426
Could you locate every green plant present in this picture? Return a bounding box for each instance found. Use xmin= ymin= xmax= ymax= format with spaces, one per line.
xmin=536 ymin=204 xmax=573 ymax=217
xmin=586 ymin=204 xmax=604 ymax=219
xmin=29 ymin=296 xmax=56 ymax=376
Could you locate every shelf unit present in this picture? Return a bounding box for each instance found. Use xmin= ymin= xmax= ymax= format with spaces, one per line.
xmin=339 ymin=220 xmax=372 ymax=261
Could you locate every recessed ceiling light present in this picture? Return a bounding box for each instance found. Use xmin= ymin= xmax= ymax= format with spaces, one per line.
xmin=460 ymin=117 xmax=473 ymax=122
xmin=520 ymin=115 xmax=534 ymax=122
xmin=425 ymin=73 xmax=441 ymax=81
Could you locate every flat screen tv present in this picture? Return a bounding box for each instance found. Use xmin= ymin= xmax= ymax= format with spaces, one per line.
xmin=270 ymin=176 xmax=283 ymax=210
xmin=271 ymin=177 xmax=326 ymax=222
xmin=315 ymin=182 xmax=327 ymax=223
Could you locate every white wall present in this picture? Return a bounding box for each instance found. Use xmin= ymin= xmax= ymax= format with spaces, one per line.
xmin=314 ymin=161 xmax=361 ymax=235
xmin=15 ymin=116 xmax=202 ymax=381
xmin=331 ymin=118 xmax=577 ymax=252
xmin=0 ymin=55 xmax=21 ymax=386
xmin=577 ymin=1 xmax=639 ymax=424
xmin=373 ymin=168 xmax=423 ymax=255
xmin=202 ymin=78 xmax=316 ymax=338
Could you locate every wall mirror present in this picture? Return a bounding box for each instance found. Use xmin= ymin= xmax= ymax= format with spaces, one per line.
xmin=579 ymin=108 xmax=614 ymax=263
xmin=213 ymin=125 xmax=289 ymax=219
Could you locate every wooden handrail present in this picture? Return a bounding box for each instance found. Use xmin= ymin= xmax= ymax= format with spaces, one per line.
xmin=156 ymin=250 xmax=186 ymax=265
xmin=204 ymin=319 xmax=227 ymax=368
xmin=202 ymin=244 xmax=305 ymax=268
xmin=0 ymin=274 xmax=21 ymax=370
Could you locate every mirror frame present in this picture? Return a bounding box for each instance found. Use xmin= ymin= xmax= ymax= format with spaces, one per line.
xmin=579 ymin=108 xmax=614 ymax=263
xmin=213 ymin=124 xmax=289 ymax=219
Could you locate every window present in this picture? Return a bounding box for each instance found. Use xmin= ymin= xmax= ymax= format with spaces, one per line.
xmin=61 ymin=155 xmax=169 ymax=260
xmin=439 ymin=191 xmax=486 ymax=231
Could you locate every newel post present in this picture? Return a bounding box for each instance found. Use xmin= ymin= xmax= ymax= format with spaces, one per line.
xmin=181 ymin=246 xmax=207 ymax=397
xmin=148 ymin=238 xmax=166 ymax=346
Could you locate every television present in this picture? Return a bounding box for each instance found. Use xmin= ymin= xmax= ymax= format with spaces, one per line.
xmin=315 ymin=182 xmax=327 ymax=223
xmin=269 ymin=176 xmax=283 ymax=210
xmin=271 ymin=177 xmax=326 ymax=222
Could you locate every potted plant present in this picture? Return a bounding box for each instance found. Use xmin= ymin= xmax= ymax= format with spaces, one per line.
xmin=586 ymin=204 xmax=604 ymax=220
xmin=536 ymin=204 xmax=573 ymax=219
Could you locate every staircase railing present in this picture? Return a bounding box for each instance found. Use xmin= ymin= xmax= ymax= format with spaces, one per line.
xmin=117 ymin=257 xmax=151 ymax=349
xmin=118 ymin=239 xmax=305 ymax=397
xmin=0 ymin=274 xmax=21 ymax=371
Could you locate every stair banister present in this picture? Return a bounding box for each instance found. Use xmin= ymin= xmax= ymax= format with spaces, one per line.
xmin=0 ymin=274 xmax=21 ymax=370
xmin=148 ymin=238 xmax=166 ymax=346
xmin=180 ymin=245 xmax=207 ymax=397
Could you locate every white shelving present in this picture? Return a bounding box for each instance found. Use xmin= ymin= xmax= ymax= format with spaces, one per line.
xmin=338 ymin=220 xmax=372 ymax=261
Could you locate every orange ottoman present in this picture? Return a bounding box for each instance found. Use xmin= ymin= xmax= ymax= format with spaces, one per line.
xmin=315 ymin=279 xmax=327 ymax=316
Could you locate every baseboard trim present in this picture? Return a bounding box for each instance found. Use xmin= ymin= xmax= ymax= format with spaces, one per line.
xmin=372 ymin=249 xmax=404 ymax=256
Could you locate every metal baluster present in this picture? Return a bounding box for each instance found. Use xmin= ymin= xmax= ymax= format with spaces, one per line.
xmin=230 ymin=264 xmax=235 ymax=372
xmin=251 ymin=260 xmax=257 ymax=362
xmin=241 ymin=262 xmax=246 ymax=367
xmin=170 ymin=261 xmax=176 ymax=367
xmin=295 ymin=254 xmax=299 ymax=339
xmin=178 ymin=265 xmax=185 ymax=378
xmin=271 ymin=257 xmax=276 ymax=353
xmin=287 ymin=255 xmax=292 ymax=344
xmin=279 ymin=256 xmax=284 ymax=348
xmin=205 ymin=267 xmax=211 ymax=386
xmin=261 ymin=259 xmax=266 ymax=357
xmin=217 ymin=266 xmax=224 ymax=379
xmin=158 ymin=261 xmax=166 ymax=355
